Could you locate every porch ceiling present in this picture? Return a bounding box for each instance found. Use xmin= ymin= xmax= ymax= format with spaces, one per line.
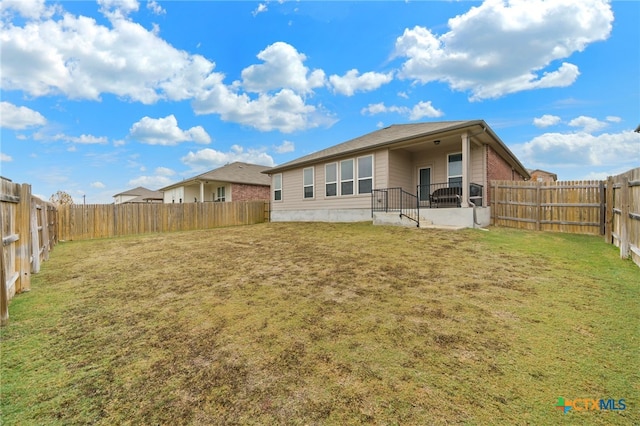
xmin=389 ymin=134 xmax=477 ymax=153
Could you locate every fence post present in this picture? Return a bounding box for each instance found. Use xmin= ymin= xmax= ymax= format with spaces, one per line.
xmin=604 ymin=176 xmax=613 ymax=243
xmin=0 ymin=225 xmax=8 ymax=326
xmin=30 ymin=198 xmax=41 ymax=274
xmin=535 ymin=182 xmax=541 ymax=231
xmin=599 ymin=180 xmax=605 ymax=236
xmin=619 ymin=176 xmax=630 ymax=259
xmin=18 ymin=183 xmax=32 ymax=292
xmin=41 ymin=202 xmax=50 ymax=260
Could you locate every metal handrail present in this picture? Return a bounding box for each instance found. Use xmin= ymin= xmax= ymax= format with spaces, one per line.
xmin=372 ymin=188 xmax=419 ymax=226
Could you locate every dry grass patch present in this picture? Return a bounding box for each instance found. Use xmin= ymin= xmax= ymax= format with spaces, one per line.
xmin=1 ymin=222 xmax=638 ymax=425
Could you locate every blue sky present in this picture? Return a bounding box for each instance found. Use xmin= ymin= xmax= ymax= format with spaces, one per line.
xmin=1 ymin=0 xmax=638 ymax=203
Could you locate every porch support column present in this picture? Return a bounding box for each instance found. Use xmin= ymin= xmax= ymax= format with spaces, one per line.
xmin=199 ymin=181 xmax=204 ymax=203
xmin=461 ymin=132 xmax=470 ymax=206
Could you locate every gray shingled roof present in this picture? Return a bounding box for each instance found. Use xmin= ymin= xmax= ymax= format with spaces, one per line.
xmin=113 ymin=186 xmax=163 ymax=199
xmin=265 ymin=120 xmax=529 ymax=177
xmin=160 ymin=162 xmax=271 ymax=191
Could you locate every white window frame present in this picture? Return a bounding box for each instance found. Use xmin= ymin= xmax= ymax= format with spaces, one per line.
xmin=447 ymin=152 xmax=463 ymax=187
xmin=340 ymin=159 xmax=354 ymax=196
xmin=273 ymin=174 xmax=282 ymax=201
xmin=215 ymin=186 xmax=226 ymax=202
xmin=325 ymin=163 xmax=337 ymax=197
xmin=357 ymin=155 xmax=373 ymax=195
xmin=303 ymin=167 xmax=314 ymax=199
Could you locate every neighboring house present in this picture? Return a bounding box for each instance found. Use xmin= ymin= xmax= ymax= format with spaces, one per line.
xmin=113 ymin=186 xmax=164 ymax=204
xmin=528 ymin=169 xmax=558 ymax=182
xmin=264 ymin=120 xmax=529 ymax=228
xmin=159 ymin=162 xmax=271 ymax=203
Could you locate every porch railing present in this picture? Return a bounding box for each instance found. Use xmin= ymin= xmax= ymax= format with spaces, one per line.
xmin=371 ymin=188 xmax=419 ymax=226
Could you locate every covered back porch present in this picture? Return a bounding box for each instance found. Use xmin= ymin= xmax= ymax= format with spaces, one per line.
xmin=372 ymin=129 xmax=489 ymax=228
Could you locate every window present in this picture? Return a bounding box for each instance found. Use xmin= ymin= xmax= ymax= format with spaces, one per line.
xmin=448 ymin=153 xmax=463 ymax=187
xmin=216 ymin=186 xmax=226 ymax=202
xmin=325 ymin=163 xmax=337 ymax=197
xmin=357 ymin=155 xmax=373 ymax=194
xmin=274 ymin=174 xmax=282 ymax=201
xmin=340 ymin=159 xmax=354 ymax=195
xmin=303 ymin=167 xmax=314 ymax=199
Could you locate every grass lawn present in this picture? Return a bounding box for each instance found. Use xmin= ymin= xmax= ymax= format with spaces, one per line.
xmin=1 ymin=222 xmax=638 ymax=425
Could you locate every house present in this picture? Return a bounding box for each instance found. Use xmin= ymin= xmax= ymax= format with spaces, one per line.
xmin=159 ymin=161 xmax=271 ymax=203
xmin=263 ymin=120 xmax=529 ymax=228
xmin=113 ymin=186 xmax=164 ymax=204
xmin=528 ymin=169 xmax=558 ymax=182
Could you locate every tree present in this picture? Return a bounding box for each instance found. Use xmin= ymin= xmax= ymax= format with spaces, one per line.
xmin=50 ymin=190 xmax=74 ymax=206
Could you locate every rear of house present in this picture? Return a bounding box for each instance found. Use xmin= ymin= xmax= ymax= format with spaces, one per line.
xmin=265 ymin=120 xmax=529 ymax=228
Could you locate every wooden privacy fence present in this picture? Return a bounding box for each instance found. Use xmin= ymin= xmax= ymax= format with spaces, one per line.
xmin=491 ymin=166 xmax=640 ymax=268
xmin=604 ymin=167 xmax=640 ymax=267
xmin=57 ymin=200 xmax=269 ymax=241
xmin=1 ymin=180 xmax=58 ymax=326
xmin=490 ymin=179 xmax=604 ymax=235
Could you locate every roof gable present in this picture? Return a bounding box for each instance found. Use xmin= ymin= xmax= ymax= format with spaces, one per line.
xmin=113 ymin=186 xmax=163 ymax=198
xmin=160 ymin=162 xmax=271 ymax=190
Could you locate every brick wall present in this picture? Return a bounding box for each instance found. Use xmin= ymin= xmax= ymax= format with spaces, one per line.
xmin=486 ymin=145 xmax=526 ymax=204
xmin=231 ymin=183 xmax=270 ymax=201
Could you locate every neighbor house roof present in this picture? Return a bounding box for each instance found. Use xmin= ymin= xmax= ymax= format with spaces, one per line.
xmin=113 ymin=186 xmax=164 ymax=201
xmin=160 ymin=162 xmax=271 ymax=191
xmin=527 ymin=169 xmax=558 ymax=181
xmin=264 ymin=120 xmax=530 ymax=178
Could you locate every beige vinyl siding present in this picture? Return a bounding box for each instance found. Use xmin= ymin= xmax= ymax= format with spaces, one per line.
xmin=374 ymin=149 xmax=389 ymax=189
xmin=271 ymin=150 xmax=385 ymax=211
xmin=388 ymin=149 xmax=412 ymax=190
xmin=470 ymin=144 xmax=485 ymax=187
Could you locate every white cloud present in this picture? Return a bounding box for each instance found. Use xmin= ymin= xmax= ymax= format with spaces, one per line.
xmin=193 ymin=87 xmax=336 ymax=133
xmin=146 ymin=0 xmax=165 ymax=15
xmin=241 ymin=42 xmax=326 ymax=94
xmin=181 ymin=146 xmax=275 ymax=173
xmin=361 ymin=101 xmax=443 ymax=120
xmin=0 ymin=102 xmax=47 ymax=130
xmin=568 ymin=116 xmax=607 ymax=133
xmin=361 ymin=102 xmax=406 ymax=116
xmin=127 ymin=166 xmax=177 ymax=190
xmin=393 ymin=0 xmax=613 ymax=100
xmin=516 ymin=130 xmax=640 ymax=168
xmin=90 ymin=181 xmax=106 ymax=188
xmin=1 ymin=8 xmax=335 ymax=133
xmin=533 ymin=114 xmax=561 ymax=128
xmin=252 ymin=3 xmax=268 ymax=17
xmin=52 ymin=133 xmax=109 ymax=144
xmin=0 ymin=7 xmax=220 ymax=104
xmin=155 ymin=166 xmax=176 ymax=177
xmin=1 ymin=152 xmax=13 ymax=162
xmin=98 ymin=0 xmax=139 ymax=18
xmin=128 ymin=174 xmax=174 ymax=189
xmin=329 ymin=69 xmax=393 ymax=96
xmin=274 ymin=140 xmax=295 ymax=154
xmin=408 ymin=101 xmax=444 ymax=120
xmin=129 ymin=115 xmax=211 ymax=145
xmin=0 ymin=0 xmax=57 ymax=20
xmin=606 ymin=116 xmax=621 ymax=123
